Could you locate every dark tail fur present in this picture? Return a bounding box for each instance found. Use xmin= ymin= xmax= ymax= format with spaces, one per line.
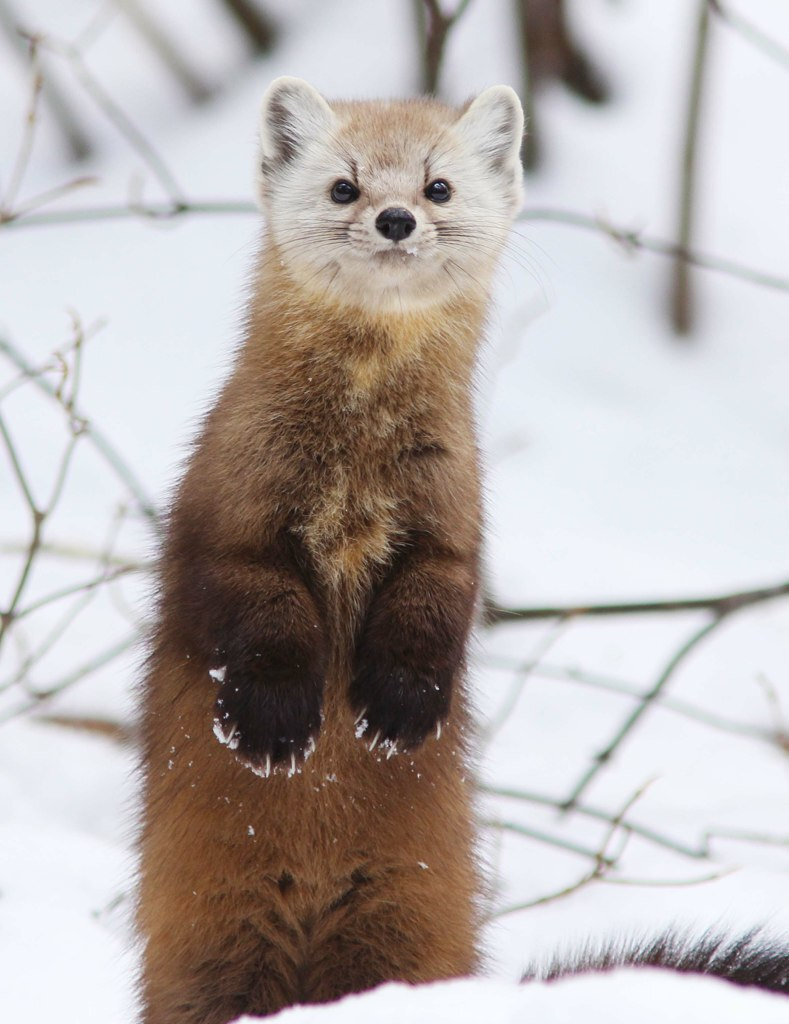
xmin=523 ymin=930 xmax=789 ymax=995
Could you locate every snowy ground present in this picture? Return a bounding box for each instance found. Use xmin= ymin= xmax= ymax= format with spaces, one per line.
xmin=2 ymin=1 xmax=789 ymax=1020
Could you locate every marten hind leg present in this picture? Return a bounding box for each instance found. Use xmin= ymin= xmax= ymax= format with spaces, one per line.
xmin=299 ymin=870 xmax=479 ymax=1005
xmin=141 ymin=912 xmax=301 ymax=1024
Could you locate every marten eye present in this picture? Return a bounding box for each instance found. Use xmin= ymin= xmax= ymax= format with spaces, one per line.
xmin=425 ymin=179 xmax=451 ymax=203
xmin=330 ymin=180 xmax=359 ymax=204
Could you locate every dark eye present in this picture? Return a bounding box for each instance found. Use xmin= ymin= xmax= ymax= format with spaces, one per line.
xmin=425 ymin=179 xmax=451 ymax=203
xmin=330 ymin=180 xmax=359 ymax=204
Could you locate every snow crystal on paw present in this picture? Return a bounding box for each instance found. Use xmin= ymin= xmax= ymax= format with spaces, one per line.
xmin=213 ymin=717 xmax=238 ymax=749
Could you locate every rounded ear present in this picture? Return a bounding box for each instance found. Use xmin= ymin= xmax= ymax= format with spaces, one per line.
xmin=259 ymin=77 xmax=335 ymax=170
xmin=456 ymin=85 xmax=524 ymax=207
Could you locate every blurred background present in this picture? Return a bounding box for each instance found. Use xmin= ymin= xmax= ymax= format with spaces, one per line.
xmin=1 ymin=2 xmax=788 ymax=1021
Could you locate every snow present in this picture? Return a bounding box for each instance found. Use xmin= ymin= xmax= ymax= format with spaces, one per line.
xmin=2 ymin=0 xmax=789 ymax=1021
xmin=239 ymin=970 xmax=789 ymax=1023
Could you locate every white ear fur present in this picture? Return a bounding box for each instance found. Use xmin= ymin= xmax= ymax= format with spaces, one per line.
xmin=456 ymin=85 xmax=524 ymax=201
xmin=259 ymin=76 xmax=335 ymax=168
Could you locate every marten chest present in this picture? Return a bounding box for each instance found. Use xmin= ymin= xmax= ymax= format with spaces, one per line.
xmin=285 ymin=364 xmax=440 ymax=598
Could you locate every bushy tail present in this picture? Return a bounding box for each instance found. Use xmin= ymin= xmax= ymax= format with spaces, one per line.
xmin=523 ymin=929 xmax=789 ymax=994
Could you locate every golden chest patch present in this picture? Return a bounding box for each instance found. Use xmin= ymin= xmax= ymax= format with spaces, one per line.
xmin=300 ymin=466 xmax=400 ymax=599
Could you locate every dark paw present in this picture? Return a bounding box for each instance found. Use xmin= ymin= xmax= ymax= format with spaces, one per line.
xmin=349 ymin=661 xmax=450 ymax=753
xmin=211 ymin=666 xmax=323 ymax=775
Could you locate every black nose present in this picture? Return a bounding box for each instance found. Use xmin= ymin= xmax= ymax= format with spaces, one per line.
xmin=375 ymin=207 xmax=416 ymax=242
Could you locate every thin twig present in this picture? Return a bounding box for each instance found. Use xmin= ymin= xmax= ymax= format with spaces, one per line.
xmin=482 ymin=817 xmax=618 ymax=864
xmin=480 ymin=654 xmax=775 ymax=745
xmin=703 ymin=826 xmax=789 ymax=850
xmin=492 ymin=783 xmax=648 ymax=916
xmin=1 ymin=51 xmax=43 ymax=215
xmin=483 ymin=617 xmax=568 ymax=740
xmin=602 ymin=866 xmax=737 ymax=888
xmin=481 ymin=782 xmax=710 ymax=861
xmin=30 ymin=32 xmax=186 ymax=205
xmin=0 ymin=1 xmax=92 ymax=160
xmin=0 ymin=198 xmax=256 ymax=228
xmin=0 ymin=633 xmax=138 ymax=723
xmin=485 ymin=578 xmax=789 ymax=624
xmin=0 ymin=334 xmax=160 ymax=527
xmin=12 ymin=564 xmax=142 ymax=622
xmin=117 ymin=0 xmax=212 ymax=104
xmin=670 ymin=0 xmax=711 ymax=335
xmin=1 ymin=588 xmax=98 ymax=694
xmin=0 ymin=409 xmax=43 ymax=647
xmin=5 ymin=176 xmax=97 ymax=222
xmin=0 ymin=540 xmax=148 ymax=570
xmin=515 ymin=208 xmax=789 ymax=294
xmin=562 ymin=616 xmax=723 ymax=810
xmin=708 ymin=1 xmax=789 ymax=73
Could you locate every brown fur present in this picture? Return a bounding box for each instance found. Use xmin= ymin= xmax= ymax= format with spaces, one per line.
xmin=137 ymin=251 xmax=486 ymax=1021
xmin=136 ymin=82 xmax=525 ymax=1022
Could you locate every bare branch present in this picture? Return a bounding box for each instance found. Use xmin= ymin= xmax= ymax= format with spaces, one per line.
xmin=117 ymin=0 xmax=213 ymax=104
xmin=0 ymin=633 xmax=138 ymax=723
xmin=485 ymin=578 xmax=789 ymax=625
xmin=0 ymin=334 xmax=160 ymax=527
xmin=708 ymin=0 xmax=789 ymax=72
xmin=515 ymin=208 xmax=789 ymax=294
xmin=0 ymin=0 xmax=92 ymax=161
xmin=481 ymin=653 xmax=777 ymax=746
xmin=562 ymin=616 xmax=723 ymax=810
xmin=491 ymin=783 xmax=648 ymax=916
xmin=481 ymin=782 xmax=711 ymax=861
xmin=482 ymin=816 xmax=618 ymax=865
xmin=33 ymin=712 xmax=131 ymax=743
xmin=1 ymin=50 xmax=43 ymax=215
xmin=30 ymin=31 xmax=186 ymax=204
xmin=0 ymin=198 xmax=256 ymax=228
xmin=12 ymin=563 xmax=142 ymax=623
xmin=483 ymin=618 xmax=568 ymax=741
xmin=670 ymin=0 xmax=712 ymax=336
xmin=218 ymin=0 xmax=277 ymax=54
xmin=416 ymin=0 xmax=474 ymax=94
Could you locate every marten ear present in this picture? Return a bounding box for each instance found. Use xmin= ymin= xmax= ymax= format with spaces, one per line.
xmin=259 ymin=77 xmax=335 ymax=171
xmin=456 ymin=85 xmax=524 ymax=210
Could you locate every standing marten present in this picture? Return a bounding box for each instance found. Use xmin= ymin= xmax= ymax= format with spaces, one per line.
xmin=136 ymin=77 xmax=525 ymax=1023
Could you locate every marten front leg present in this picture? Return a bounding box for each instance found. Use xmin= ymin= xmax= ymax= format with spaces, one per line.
xmin=350 ymin=539 xmax=478 ymax=751
xmin=167 ymin=531 xmax=327 ymax=773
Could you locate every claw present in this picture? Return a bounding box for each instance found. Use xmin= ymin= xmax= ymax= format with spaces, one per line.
xmin=368 ymin=730 xmax=381 ymax=752
xmin=213 ymin=716 xmax=238 ymax=748
xmin=386 ymin=741 xmax=398 ymax=760
xmin=436 ymin=720 xmax=442 ymax=741
xmin=354 ymin=707 xmax=368 ymax=726
xmin=265 ymin=755 xmax=271 ymax=778
xmin=289 ymin=752 xmax=297 ymax=777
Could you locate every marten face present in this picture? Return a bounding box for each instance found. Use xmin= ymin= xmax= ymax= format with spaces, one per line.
xmin=257 ymin=77 xmax=524 ymax=314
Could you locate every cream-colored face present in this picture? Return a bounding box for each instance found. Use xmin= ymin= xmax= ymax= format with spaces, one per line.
xmin=257 ymin=78 xmax=524 ymax=314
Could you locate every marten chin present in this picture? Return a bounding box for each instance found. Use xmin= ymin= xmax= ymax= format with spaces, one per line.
xmin=135 ymin=76 xmax=525 ymax=1023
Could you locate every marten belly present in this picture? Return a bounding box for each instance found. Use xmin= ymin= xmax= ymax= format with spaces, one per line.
xmin=139 ymin=652 xmax=478 ymax=1022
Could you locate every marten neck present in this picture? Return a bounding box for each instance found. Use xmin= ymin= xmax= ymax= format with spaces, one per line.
xmin=244 ymin=241 xmax=489 ymax=395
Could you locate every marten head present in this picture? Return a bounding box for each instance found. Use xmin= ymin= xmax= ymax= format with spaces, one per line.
xmin=257 ymin=77 xmax=524 ymax=314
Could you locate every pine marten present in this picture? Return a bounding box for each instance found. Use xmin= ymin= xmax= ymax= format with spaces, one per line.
xmin=136 ymin=77 xmax=525 ymax=1023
